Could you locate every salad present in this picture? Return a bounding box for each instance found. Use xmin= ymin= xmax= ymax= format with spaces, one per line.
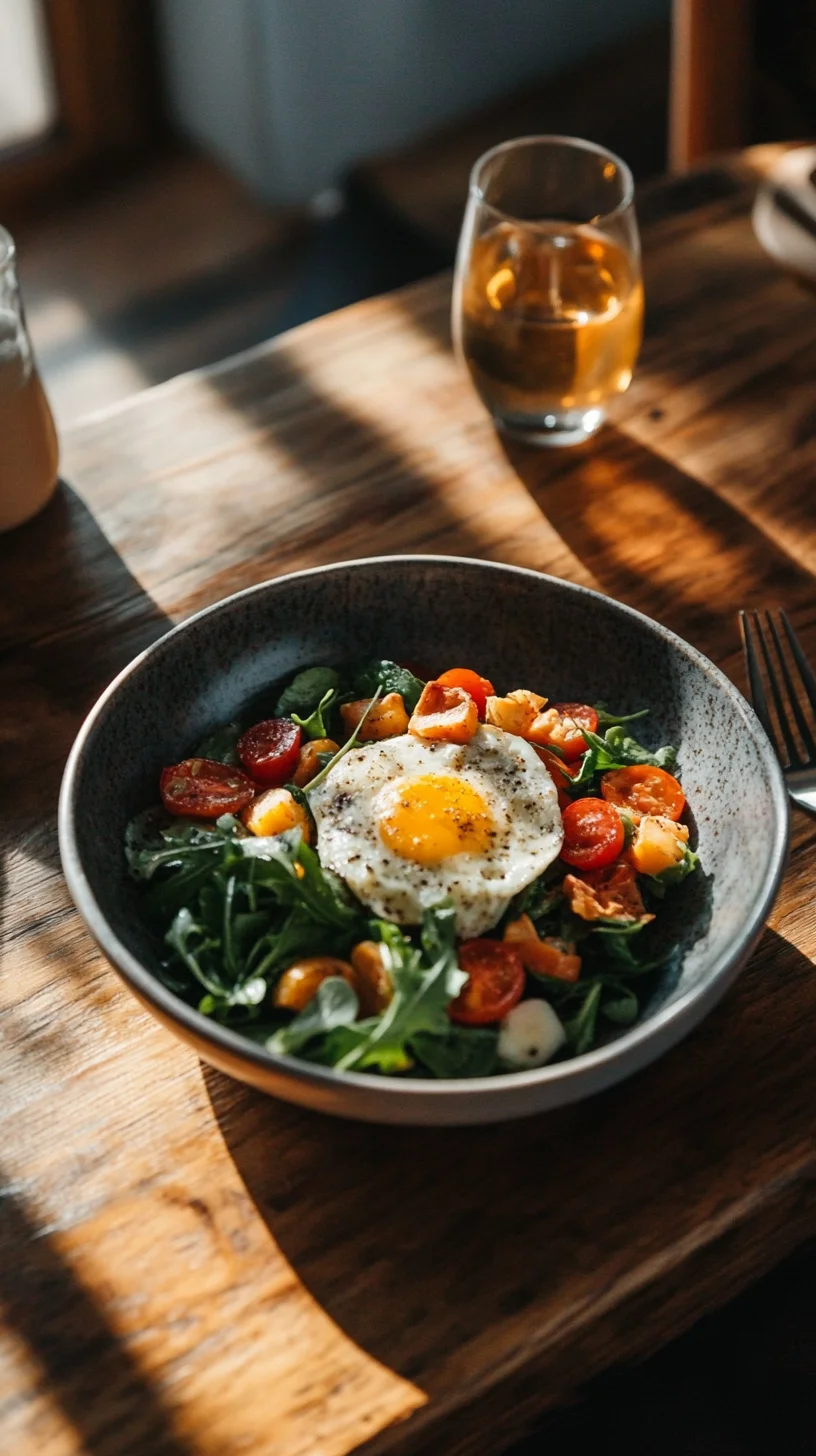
xmin=126 ymin=660 xmax=699 ymax=1079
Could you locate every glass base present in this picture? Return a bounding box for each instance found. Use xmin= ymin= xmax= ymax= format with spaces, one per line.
xmin=496 ymin=405 xmax=606 ymax=448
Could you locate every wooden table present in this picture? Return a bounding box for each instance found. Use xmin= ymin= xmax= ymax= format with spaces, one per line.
xmin=2 ymin=150 xmax=815 ymax=1456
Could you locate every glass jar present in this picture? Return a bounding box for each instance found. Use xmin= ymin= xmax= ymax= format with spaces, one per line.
xmin=0 ymin=224 xmax=59 ymax=530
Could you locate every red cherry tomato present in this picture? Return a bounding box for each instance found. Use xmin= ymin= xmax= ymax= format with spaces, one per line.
xmin=238 ymin=718 xmax=302 ymax=786
xmin=449 ymin=939 xmax=526 ymax=1025
xmin=535 ymin=746 xmax=580 ymax=811
xmin=160 ymin=758 xmax=256 ymax=818
xmin=540 ymin=703 xmax=600 ymax=761
xmin=436 ymin=668 xmax=496 ymax=719
xmin=601 ymin=764 xmax=685 ymax=821
xmin=560 ymin=797 xmax=624 ymax=870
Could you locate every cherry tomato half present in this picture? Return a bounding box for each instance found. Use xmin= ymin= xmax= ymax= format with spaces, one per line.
xmin=436 ymin=668 xmax=496 ymax=719
xmin=535 ymin=746 xmax=580 ymax=811
xmin=560 ymin=797 xmax=624 ymax=870
xmin=449 ymin=939 xmax=525 ymax=1025
xmin=160 ymin=758 xmax=256 ymax=818
xmin=601 ymin=764 xmax=685 ymax=821
xmin=542 ymin=703 xmax=600 ymax=761
xmin=238 ymin=718 xmax=302 ymax=786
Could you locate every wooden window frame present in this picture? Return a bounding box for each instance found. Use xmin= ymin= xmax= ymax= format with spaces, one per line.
xmin=670 ymin=0 xmax=756 ymax=171
xmin=0 ymin=0 xmax=160 ymax=217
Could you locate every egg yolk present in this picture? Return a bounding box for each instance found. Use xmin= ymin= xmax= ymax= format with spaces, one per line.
xmin=377 ymin=773 xmax=495 ymax=865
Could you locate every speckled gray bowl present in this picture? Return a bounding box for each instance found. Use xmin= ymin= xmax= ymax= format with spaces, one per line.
xmin=59 ymin=556 xmax=788 ymax=1125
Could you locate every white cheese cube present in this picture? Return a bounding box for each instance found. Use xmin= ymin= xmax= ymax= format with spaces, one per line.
xmin=498 ymin=999 xmax=566 ymax=1069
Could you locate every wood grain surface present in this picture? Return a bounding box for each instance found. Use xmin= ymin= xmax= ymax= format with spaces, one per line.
xmin=1 ymin=149 xmax=815 ymax=1456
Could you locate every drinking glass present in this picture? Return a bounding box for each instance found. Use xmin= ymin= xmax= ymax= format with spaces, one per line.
xmin=0 ymin=224 xmax=59 ymax=531
xmin=452 ymin=135 xmax=643 ymax=447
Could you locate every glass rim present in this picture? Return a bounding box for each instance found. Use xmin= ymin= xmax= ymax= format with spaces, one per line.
xmin=468 ymin=133 xmax=636 ymax=228
xmin=0 ymin=225 xmax=15 ymax=270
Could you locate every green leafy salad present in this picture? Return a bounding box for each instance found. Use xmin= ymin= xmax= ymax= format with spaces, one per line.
xmin=126 ymin=659 xmax=700 ymax=1078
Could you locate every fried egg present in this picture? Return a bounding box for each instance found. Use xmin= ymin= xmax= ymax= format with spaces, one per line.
xmin=309 ymin=726 xmax=563 ymax=937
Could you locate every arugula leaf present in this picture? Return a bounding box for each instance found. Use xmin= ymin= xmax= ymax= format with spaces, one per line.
xmin=240 ymin=835 xmax=362 ymax=930
xmin=268 ymin=977 xmax=360 ymax=1056
xmin=146 ymin=855 xmax=230 ymax=921
xmin=333 ymin=903 xmax=466 ymax=1073
xmin=247 ymin=906 xmax=327 ymax=980
xmin=594 ymin=704 xmax=650 ymax=730
xmin=167 ymin=904 xmax=268 ymax=1017
xmin=126 ymin=811 xmax=226 ymax=879
xmin=137 ymin=817 xmax=247 ymax=919
xmin=586 ymin=919 xmax=679 ymax=980
xmin=165 ymin=906 xmax=223 ymax=994
xmin=563 ymin=981 xmax=602 ymax=1054
xmin=275 ymin=666 xmax=340 ymax=718
xmin=147 ymin=820 xmax=365 ymax=1021
xmin=411 ymin=1026 xmax=499 ymax=1078
xmin=589 ymin=917 xmax=651 ymax=939
xmin=194 ymin=722 xmax=241 ymax=764
xmin=570 ymin=725 xmax=677 ymax=790
xmin=126 ymin=811 xmax=247 ymax=887
xmin=602 ymin=725 xmax=677 ymax=769
xmin=600 ymin=984 xmax=640 ymax=1025
xmin=509 ymin=872 xmax=564 ymax=928
xmin=420 ymin=896 xmax=457 ymax=961
xmin=198 ymin=977 xmax=267 ymax=1018
xmin=307 ymin=1023 xmax=413 ymax=1073
xmin=353 ymin=659 xmax=424 ymax=712
xmin=291 ymin=687 xmax=337 ymax=740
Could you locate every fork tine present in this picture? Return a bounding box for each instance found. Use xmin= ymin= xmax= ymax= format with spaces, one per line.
xmin=755 ymin=612 xmax=801 ymax=765
xmin=780 ymin=610 xmax=816 ymax=718
xmin=766 ymin=612 xmax=816 ymax=762
xmin=739 ymin=610 xmax=776 ymax=745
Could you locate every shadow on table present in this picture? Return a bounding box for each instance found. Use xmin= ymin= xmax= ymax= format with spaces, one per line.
xmin=0 ymin=481 xmax=170 ymax=858
xmin=204 ymin=925 xmax=816 ymax=1451
xmin=0 ymin=480 xmax=170 ymax=1042
xmin=513 ymin=1238 xmax=816 ymax=1456
xmin=0 ymin=490 xmax=185 ymax=1454
xmin=0 ymin=1176 xmax=195 ymax=1456
xmin=0 ymin=339 xmax=527 ymax=1454
xmin=497 ymin=427 xmax=816 ymax=673
xmin=0 ymin=479 xmax=170 ymax=1044
xmin=199 ymin=323 xmax=500 ymax=593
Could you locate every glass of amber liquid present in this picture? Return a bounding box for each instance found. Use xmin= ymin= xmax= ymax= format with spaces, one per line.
xmin=453 ymin=135 xmax=643 ymax=447
xmin=0 ymin=225 xmax=59 ymax=531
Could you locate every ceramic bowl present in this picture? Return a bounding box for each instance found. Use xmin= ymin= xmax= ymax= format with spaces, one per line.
xmin=59 ymin=556 xmax=789 ymax=1125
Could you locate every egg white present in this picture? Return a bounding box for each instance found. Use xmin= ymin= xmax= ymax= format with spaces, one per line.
xmin=309 ymin=726 xmax=563 ymax=937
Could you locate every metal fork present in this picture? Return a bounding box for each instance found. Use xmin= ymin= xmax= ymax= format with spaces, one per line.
xmin=739 ymin=609 xmax=816 ymax=814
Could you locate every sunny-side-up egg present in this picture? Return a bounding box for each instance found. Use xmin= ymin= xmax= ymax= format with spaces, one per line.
xmin=309 ymin=726 xmax=563 ymax=938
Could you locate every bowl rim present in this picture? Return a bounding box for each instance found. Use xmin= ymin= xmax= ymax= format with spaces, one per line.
xmin=59 ymin=554 xmax=790 ymax=1103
